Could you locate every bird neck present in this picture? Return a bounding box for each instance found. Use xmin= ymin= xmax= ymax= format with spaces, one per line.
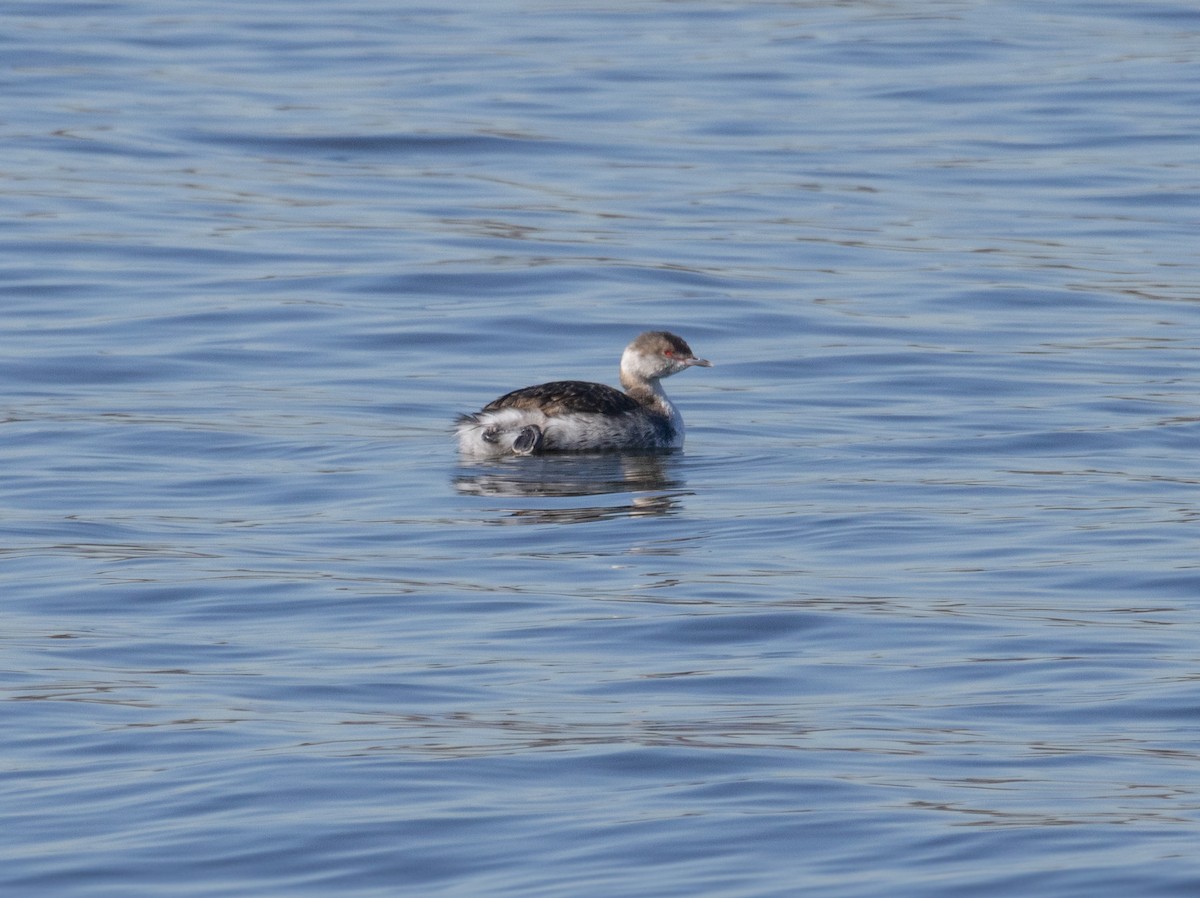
xmin=621 ymin=370 xmax=670 ymax=412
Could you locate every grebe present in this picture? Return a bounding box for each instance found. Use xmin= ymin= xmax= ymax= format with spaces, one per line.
xmin=456 ymin=331 xmax=711 ymax=457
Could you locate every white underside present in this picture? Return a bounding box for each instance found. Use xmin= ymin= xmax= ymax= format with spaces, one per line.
xmin=456 ymin=405 xmax=683 ymax=457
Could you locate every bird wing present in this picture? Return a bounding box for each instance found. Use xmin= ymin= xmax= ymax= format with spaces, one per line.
xmin=481 ymin=380 xmax=641 ymax=416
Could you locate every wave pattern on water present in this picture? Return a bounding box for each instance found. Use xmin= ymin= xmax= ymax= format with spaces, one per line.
xmin=4 ymin=1 xmax=1200 ymax=897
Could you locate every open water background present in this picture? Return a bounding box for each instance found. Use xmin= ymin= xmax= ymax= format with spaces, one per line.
xmin=4 ymin=1 xmax=1200 ymax=895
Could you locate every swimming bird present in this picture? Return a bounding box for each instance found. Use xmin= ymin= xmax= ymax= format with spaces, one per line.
xmin=456 ymin=331 xmax=711 ymax=456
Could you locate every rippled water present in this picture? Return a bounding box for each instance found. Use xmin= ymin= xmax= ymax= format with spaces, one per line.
xmin=5 ymin=1 xmax=1200 ymax=895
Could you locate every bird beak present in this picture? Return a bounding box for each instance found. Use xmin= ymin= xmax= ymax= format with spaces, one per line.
xmin=687 ymin=357 xmax=712 ymax=368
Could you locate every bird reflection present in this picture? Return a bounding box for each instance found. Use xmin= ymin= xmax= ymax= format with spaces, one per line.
xmin=454 ymin=451 xmax=687 ymax=523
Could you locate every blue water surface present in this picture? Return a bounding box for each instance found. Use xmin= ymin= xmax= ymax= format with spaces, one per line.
xmin=4 ymin=1 xmax=1200 ymax=896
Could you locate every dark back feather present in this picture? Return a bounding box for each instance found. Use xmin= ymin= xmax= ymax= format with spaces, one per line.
xmin=481 ymin=380 xmax=643 ymax=416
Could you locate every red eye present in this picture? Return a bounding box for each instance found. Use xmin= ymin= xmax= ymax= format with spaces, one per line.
xmin=664 ymin=350 xmax=675 ymax=358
